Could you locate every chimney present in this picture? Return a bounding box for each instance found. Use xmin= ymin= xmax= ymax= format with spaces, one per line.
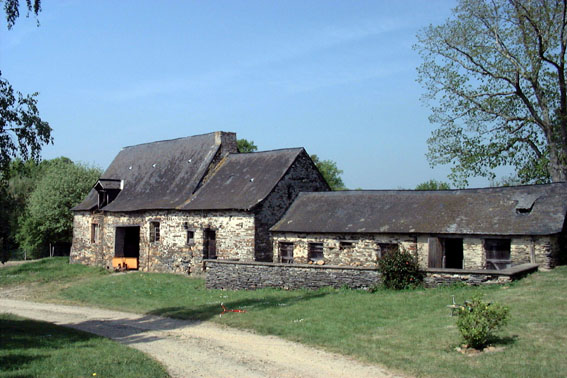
xmin=214 ymin=131 xmax=238 ymax=157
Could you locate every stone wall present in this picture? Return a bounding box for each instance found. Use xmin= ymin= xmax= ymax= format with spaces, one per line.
xmin=205 ymin=260 xmax=538 ymax=290
xmin=271 ymin=232 xmax=417 ymax=267
xmin=274 ymin=231 xmax=561 ymax=270
xmin=70 ymin=209 xmax=255 ymax=274
xmin=253 ymin=151 xmax=329 ymax=261
xmin=205 ymin=260 xmax=381 ymax=290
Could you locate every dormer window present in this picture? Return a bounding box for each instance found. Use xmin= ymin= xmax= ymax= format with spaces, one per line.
xmin=515 ymin=194 xmax=539 ymax=214
xmin=94 ymin=179 xmax=122 ymax=209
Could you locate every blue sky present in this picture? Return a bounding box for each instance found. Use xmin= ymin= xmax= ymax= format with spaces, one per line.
xmin=0 ymin=0 xmax=492 ymax=189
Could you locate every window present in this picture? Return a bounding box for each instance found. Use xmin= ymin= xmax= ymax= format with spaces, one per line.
xmin=376 ymin=243 xmax=399 ymax=259
xmin=279 ymin=242 xmax=294 ymax=263
xmin=186 ymin=230 xmax=195 ymax=245
xmin=149 ymin=222 xmax=160 ymax=243
xmin=91 ymin=223 xmax=99 ymax=244
xmin=484 ymin=239 xmax=511 ymax=270
xmin=308 ymin=243 xmax=324 ymax=262
xmin=339 ymin=241 xmax=354 ymax=250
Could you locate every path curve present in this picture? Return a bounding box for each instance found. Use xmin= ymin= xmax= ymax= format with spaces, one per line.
xmin=0 ymin=299 xmax=403 ymax=378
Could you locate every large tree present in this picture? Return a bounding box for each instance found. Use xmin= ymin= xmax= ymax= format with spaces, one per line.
xmin=16 ymin=158 xmax=101 ymax=258
xmin=1 ymin=0 xmax=51 ymax=181
xmin=416 ymin=0 xmax=567 ymax=186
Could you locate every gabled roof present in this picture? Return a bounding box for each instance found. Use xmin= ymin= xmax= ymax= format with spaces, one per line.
xmin=73 ymin=132 xmax=225 ymax=211
xmin=270 ymin=183 xmax=567 ymax=236
xmin=183 ymin=148 xmax=305 ymax=211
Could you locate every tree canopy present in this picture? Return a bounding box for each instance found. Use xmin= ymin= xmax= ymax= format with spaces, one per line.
xmin=237 ymin=138 xmax=258 ymax=153
xmin=1 ymin=0 xmax=50 ymax=183
xmin=416 ymin=0 xmax=567 ymax=186
xmin=2 ymin=0 xmax=42 ymax=29
xmin=16 ymin=158 xmax=101 ymax=258
xmin=310 ymin=154 xmax=345 ymax=191
xmin=415 ymin=179 xmax=451 ymax=190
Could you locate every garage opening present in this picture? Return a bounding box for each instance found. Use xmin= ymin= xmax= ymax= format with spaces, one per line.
xmin=114 ymin=226 xmax=140 ymax=270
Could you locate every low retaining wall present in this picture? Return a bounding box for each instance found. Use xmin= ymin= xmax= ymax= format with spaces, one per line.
xmin=204 ymin=260 xmax=539 ymax=290
xmin=204 ymin=260 xmax=380 ymax=290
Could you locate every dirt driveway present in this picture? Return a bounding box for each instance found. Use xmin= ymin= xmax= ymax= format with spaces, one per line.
xmin=0 ymin=298 xmax=402 ymax=378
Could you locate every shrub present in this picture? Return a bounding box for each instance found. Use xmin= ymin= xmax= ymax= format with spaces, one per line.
xmin=378 ymin=249 xmax=424 ymax=289
xmin=456 ymin=295 xmax=510 ymax=349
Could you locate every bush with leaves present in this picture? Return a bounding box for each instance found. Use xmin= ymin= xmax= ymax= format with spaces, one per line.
xmin=378 ymin=249 xmax=424 ymax=290
xmin=456 ymin=295 xmax=510 ymax=349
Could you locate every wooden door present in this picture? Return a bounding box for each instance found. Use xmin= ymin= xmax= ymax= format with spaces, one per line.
xmin=204 ymin=229 xmax=217 ymax=259
xmin=428 ymin=237 xmax=443 ymax=268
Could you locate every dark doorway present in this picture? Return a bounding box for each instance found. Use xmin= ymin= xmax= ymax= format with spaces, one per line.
xmin=115 ymin=227 xmax=140 ymax=258
xmin=442 ymin=238 xmax=463 ymax=269
xmin=203 ymin=228 xmax=217 ymax=259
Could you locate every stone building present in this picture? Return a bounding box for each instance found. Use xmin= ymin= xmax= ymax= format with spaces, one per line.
xmin=270 ymin=184 xmax=567 ymax=271
xmin=70 ymin=131 xmax=329 ymax=273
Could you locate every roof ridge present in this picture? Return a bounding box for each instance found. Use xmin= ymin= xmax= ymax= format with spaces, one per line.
xmin=121 ymin=131 xmax=226 ymax=149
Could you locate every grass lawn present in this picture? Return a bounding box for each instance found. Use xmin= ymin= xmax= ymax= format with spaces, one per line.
xmin=2 ymin=257 xmax=566 ymax=377
xmin=0 ymin=314 xmax=168 ymax=378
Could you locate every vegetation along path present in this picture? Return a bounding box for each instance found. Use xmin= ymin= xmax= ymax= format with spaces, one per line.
xmin=0 ymin=298 xmax=401 ymax=378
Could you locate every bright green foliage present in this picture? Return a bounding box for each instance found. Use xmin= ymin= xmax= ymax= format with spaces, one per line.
xmin=16 ymin=158 xmax=101 ymax=257
xmin=456 ymin=295 xmax=510 ymax=349
xmin=415 ymin=179 xmax=451 ymax=190
xmin=416 ymin=0 xmax=567 ymax=186
xmin=237 ymin=138 xmax=258 ymax=153
xmin=378 ymin=249 xmax=424 ymax=290
xmin=310 ymin=154 xmax=345 ymax=190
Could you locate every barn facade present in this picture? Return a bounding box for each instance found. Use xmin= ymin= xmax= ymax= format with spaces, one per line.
xmin=70 ymin=131 xmax=329 ymax=273
xmin=270 ymin=185 xmax=567 ymax=271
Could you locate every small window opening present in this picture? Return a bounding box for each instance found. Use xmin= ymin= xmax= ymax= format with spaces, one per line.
xmin=376 ymin=243 xmax=399 ymax=259
xmin=186 ymin=230 xmax=195 ymax=245
xmin=150 ymin=221 xmax=160 ymax=243
xmin=279 ymin=242 xmax=294 ymax=263
xmin=91 ymin=223 xmax=99 ymax=244
xmin=339 ymin=241 xmax=354 ymax=250
xmin=308 ymin=243 xmax=324 ymax=262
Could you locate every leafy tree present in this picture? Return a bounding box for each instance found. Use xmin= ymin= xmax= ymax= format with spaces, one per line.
xmin=237 ymin=138 xmax=258 ymax=153
xmin=1 ymin=0 xmax=51 ymax=182
xmin=415 ymin=179 xmax=451 ymax=190
xmin=16 ymin=158 xmax=101 ymax=258
xmin=310 ymin=154 xmax=345 ymax=190
xmin=416 ymin=0 xmax=567 ymax=186
xmin=0 ymin=159 xmax=43 ymax=261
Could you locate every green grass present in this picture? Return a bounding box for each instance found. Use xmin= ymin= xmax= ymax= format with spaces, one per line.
xmin=0 ymin=257 xmax=108 ymax=287
xmin=0 ymin=314 xmax=168 ymax=378
xmin=3 ymin=258 xmax=567 ymax=377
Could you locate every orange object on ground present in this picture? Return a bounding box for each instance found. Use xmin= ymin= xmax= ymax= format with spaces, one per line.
xmin=112 ymin=257 xmax=138 ymax=270
xmin=220 ymin=303 xmax=247 ymax=317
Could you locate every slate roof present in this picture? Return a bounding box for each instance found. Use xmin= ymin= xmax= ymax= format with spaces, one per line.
xmin=73 ymin=134 xmax=307 ymax=212
xmin=270 ymin=183 xmax=567 ymax=236
xmin=73 ymin=132 xmax=223 ymax=211
xmin=182 ymin=148 xmax=304 ymax=211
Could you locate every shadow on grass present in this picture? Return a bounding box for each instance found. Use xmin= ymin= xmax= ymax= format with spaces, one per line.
xmin=489 ymin=334 xmax=518 ymax=347
xmin=2 ymin=291 xmax=331 ymax=348
xmin=0 ymin=316 xmax=96 ymax=373
xmin=146 ymin=291 xmax=329 ymax=322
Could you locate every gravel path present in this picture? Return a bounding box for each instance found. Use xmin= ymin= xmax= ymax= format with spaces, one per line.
xmin=0 ymin=298 xmax=402 ymax=378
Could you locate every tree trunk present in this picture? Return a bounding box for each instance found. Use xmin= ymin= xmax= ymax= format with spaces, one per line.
xmin=548 ymin=143 xmax=567 ymax=182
